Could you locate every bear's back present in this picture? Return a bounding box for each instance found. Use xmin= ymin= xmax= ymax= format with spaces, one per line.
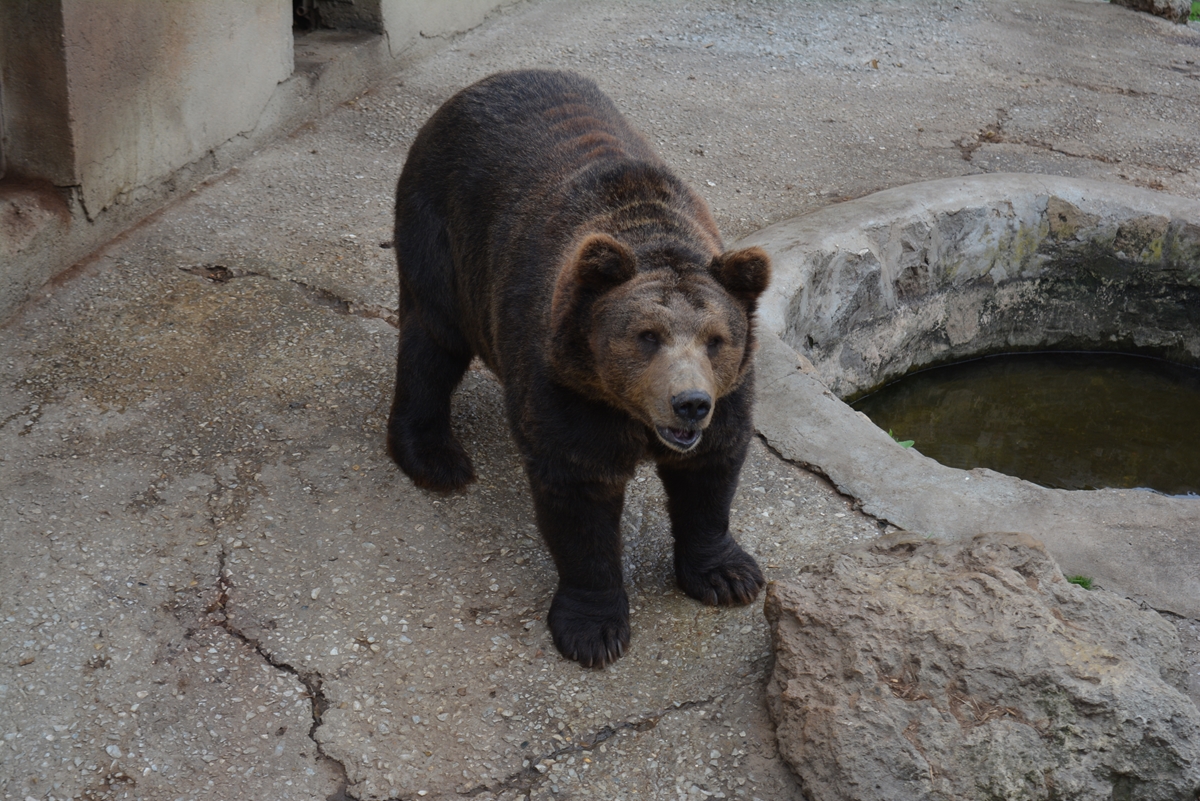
xmin=394 ymin=70 xmax=721 ymax=384
xmin=447 ymin=70 xmax=660 ymax=186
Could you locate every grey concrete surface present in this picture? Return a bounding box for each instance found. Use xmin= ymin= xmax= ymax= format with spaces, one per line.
xmin=2 ymin=1 xmax=1199 ymax=799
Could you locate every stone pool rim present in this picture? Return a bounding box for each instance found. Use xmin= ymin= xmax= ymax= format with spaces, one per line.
xmin=740 ymin=173 xmax=1200 ymax=619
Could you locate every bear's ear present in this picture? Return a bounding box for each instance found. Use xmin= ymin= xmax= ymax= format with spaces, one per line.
xmin=710 ymin=246 xmax=771 ymax=307
xmin=550 ymin=234 xmax=636 ymax=338
xmin=570 ymin=233 xmax=636 ymax=290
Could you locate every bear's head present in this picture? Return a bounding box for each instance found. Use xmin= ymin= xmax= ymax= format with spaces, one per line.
xmin=550 ymin=233 xmax=771 ymax=453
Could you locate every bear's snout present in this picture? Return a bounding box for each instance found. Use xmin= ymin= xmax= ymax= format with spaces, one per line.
xmin=657 ymin=388 xmax=713 ymax=451
xmin=671 ymin=389 xmax=712 ymax=424
xmin=639 ymin=337 xmax=720 ymax=453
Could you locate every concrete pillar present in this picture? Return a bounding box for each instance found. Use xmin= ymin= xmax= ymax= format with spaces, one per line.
xmin=0 ymin=0 xmax=510 ymax=321
xmin=0 ymin=0 xmax=76 ymax=185
xmin=0 ymin=0 xmax=293 ymax=320
xmin=58 ymin=0 xmax=293 ymax=218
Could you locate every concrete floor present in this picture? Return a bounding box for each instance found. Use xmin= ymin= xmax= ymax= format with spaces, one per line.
xmin=2 ymin=1 xmax=1199 ymax=799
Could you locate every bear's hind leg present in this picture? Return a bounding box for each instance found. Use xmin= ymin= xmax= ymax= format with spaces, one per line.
xmin=658 ymin=460 xmax=765 ymax=606
xmin=387 ymin=318 xmax=475 ymax=492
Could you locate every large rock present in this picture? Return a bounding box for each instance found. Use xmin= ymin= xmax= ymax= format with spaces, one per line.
xmin=764 ymin=532 xmax=1200 ymax=801
xmin=1111 ymin=0 xmax=1192 ymax=24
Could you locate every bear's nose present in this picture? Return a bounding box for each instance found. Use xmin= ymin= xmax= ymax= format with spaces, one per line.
xmin=671 ymin=390 xmax=712 ymax=424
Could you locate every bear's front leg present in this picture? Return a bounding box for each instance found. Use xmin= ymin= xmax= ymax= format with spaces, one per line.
xmin=528 ymin=474 xmax=630 ymax=668
xmin=658 ymin=457 xmax=765 ymax=606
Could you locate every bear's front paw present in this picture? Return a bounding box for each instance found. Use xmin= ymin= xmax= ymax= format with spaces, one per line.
xmin=676 ymin=538 xmax=765 ymax=606
xmin=387 ymin=425 xmax=475 ymax=493
xmin=547 ymin=586 xmax=630 ymax=668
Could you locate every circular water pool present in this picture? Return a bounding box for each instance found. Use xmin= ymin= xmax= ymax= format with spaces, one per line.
xmin=852 ymin=351 xmax=1200 ymax=495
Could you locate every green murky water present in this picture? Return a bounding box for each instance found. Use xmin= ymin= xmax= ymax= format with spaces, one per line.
xmin=852 ymin=352 xmax=1200 ymax=495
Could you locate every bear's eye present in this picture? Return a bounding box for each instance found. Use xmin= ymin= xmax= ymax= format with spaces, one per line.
xmin=638 ymin=330 xmax=660 ymax=348
xmin=706 ymin=335 xmax=724 ymax=354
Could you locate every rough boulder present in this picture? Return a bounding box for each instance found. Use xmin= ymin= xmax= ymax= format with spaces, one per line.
xmin=764 ymin=532 xmax=1200 ymax=801
xmin=1111 ymin=0 xmax=1192 ymax=24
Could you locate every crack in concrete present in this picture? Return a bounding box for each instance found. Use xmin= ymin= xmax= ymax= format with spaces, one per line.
xmin=201 ymin=543 xmax=356 ymax=801
xmin=180 ymin=263 xmax=399 ymax=328
xmin=954 ymin=102 xmax=1193 ymax=191
xmin=954 ymin=108 xmax=1010 ymax=162
xmin=458 ymin=697 xmax=717 ymax=799
xmin=952 ymin=106 xmax=1142 ymax=168
xmin=1032 ymin=75 xmax=1151 ymax=99
xmin=1046 ymin=65 xmax=1200 ymax=102
xmin=758 ymin=434 xmax=896 ymax=533
xmin=0 ymin=402 xmax=42 ymax=435
xmin=996 ymin=132 xmax=1124 ymax=165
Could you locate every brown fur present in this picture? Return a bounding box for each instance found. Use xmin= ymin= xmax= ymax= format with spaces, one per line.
xmin=387 ymin=70 xmax=771 ymax=667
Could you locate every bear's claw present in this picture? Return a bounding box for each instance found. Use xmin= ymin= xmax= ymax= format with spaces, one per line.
xmin=547 ymin=586 xmax=631 ymax=668
xmin=676 ymin=539 xmax=765 ymax=606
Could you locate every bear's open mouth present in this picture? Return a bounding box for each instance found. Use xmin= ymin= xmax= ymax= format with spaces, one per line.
xmin=656 ymin=426 xmax=702 ymax=451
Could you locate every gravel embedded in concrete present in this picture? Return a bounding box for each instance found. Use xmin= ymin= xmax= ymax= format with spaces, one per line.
xmin=3 ymin=1 xmax=1199 ymax=798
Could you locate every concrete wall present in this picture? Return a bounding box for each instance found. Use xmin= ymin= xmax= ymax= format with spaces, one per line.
xmin=59 ymin=0 xmax=293 ymax=218
xmin=0 ymin=0 xmax=510 ymax=322
xmin=0 ymin=1 xmax=75 ymax=185
xmin=301 ymin=0 xmax=508 ymax=42
xmin=382 ymin=0 xmax=504 ymax=46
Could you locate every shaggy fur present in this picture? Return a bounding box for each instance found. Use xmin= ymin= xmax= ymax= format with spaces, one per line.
xmin=387 ymin=70 xmax=771 ymax=667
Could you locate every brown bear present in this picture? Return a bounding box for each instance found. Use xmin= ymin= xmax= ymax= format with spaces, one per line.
xmin=387 ymin=69 xmax=771 ymax=668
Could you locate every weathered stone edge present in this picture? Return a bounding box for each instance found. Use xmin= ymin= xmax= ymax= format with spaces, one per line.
xmin=744 ymin=174 xmax=1200 ymax=619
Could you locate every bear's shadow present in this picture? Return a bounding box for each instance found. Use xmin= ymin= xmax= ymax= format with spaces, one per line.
xmin=443 ymin=362 xmax=678 ymax=600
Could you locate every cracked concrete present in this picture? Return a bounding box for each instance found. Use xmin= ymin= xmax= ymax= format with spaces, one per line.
xmin=2 ymin=1 xmax=1199 ymax=799
xmin=212 ymin=549 xmax=354 ymax=799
